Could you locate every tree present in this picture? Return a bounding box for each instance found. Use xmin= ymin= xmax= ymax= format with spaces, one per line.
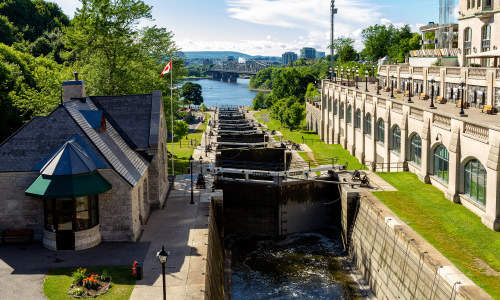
xmin=329 ymin=37 xmax=355 ymax=56
xmin=199 ymin=103 xmax=207 ymax=112
xmin=181 ymin=82 xmax=203 ymax=105
xmin=284 ymin=102 xmax=305 ymax=130
xmin=174 ymin=120 xmax=189 ymax=141
xmin=252 ymin=92 xmax=267 ymax=110
xmin=0 ymin=16 xmax=16 ymax=45
xmin=338 ymin=44 xmax=357 ymax=63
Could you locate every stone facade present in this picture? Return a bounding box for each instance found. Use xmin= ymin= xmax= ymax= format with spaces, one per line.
xmin=308 ymin=80 xmax=500 ymax=231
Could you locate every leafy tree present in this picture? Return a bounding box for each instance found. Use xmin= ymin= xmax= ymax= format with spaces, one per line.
xmin=199 ymin=103 xmax=207 ymax=112
xmin=305 ymin=83 xmax=320 ymax=100
xmin=174 ymin=120 xmax=189 ymax=141
xmin=338 ymin=44 xmax=357 ymax=63
xmin=0 ymin=16 xmax=16 ymax=45
xmin=252 ymin=92 xmax=268 ymax=110
xmin=361 ymin=24 xmax=394 ymax=61
xmin=329 ymin=37 xmax=355 ymax=56
xmin=181 ymin=82 xmax=203 ymax=105
xmin=284 ymin=101 xmax=305 ymax=130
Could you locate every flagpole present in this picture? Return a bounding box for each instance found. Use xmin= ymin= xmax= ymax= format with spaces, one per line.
xmin=170 ymin=61 xmax=175 ymax=175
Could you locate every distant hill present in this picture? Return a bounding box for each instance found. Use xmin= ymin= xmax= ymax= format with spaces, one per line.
xmin=183 ymin=51 xmax=253 ymax=60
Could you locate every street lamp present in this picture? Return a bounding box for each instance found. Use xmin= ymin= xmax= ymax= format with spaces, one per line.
xmin=156 ymin=246 xmax=169 ymax=300
xmin=408 ymin=76 xmax=413 ymax=103
xmin=429 ymin=77 xmax=436 ymax=109
xmin=365 ymin=70 xmax=369 ymax=92
xmin=189 ymin=156 xmax=194 ymax=204
xmin=390 ymin=75 xmax=395 ymax=98
xmin=329 ymin=66 xmax=333 ymax=81
xmin=355 ymin=70 xmax=359 ymax=89
xmin=347 ymin=69 xmax=351 ymax=87
xmin=340 ymin=68 xmax=344 ymax=85
xmin=459 ymin=79 xmax=466 ymax=116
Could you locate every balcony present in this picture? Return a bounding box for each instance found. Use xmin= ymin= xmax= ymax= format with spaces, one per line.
xmin=482 ymin=40 xmax=491 ymax=49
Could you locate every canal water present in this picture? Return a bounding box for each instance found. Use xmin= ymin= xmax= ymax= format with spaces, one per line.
xmin=185 ymin=78 xmax=257 ymax=107
xmin=228 ymin=230 xmax=362 ymax=300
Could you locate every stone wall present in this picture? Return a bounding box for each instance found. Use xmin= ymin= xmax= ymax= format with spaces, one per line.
xmin=341 ymin=188 xmax=493 ymax=300
xmin=74 ymin=225 xmax=101 ymax=251
xmin=205 ymin=195 xmax=225 ymax=300
xmin=0 ymin=172 xmax=44 ymax=241
xmin=306 ymin=101 xmax=322 ymax=134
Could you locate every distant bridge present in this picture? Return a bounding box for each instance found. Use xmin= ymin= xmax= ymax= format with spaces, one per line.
xmin=207 ymin=60 xmax=271 ymax=82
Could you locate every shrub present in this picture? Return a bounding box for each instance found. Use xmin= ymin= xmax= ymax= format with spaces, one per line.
xmin=101 ymin=269 xmax=111 ymax=282
xmin=71 ymin=268 xmax=86 ymax=285
xmin=82 ymin=274 xmax=100 ymax=290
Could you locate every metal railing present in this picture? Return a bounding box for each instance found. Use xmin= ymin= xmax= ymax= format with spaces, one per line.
xmin=364 ymin=161 xmax=408 ymax=172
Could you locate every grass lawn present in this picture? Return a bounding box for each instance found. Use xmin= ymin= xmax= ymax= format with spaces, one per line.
xmin=254 ymin=109 xmax=365 ymax=170
xmin=373 ymin=172 xmax=500 ymax=299
xmin=167 ymin=113 xmax=211 ymax=175
xmin=43 ymin=266 xmax=135 ymax=300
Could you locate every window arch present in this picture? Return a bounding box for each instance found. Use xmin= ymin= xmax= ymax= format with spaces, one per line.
xmin=433 ymin=145 xmax=449 ymax=182
xmin=376 ymin=119 xmax=385 ymax=142
xmin=339 ymin=103 xmax=344 ymax=119
xmin=391 ymin=125 xmax=401 ymax=153
xmin=364 ymin=113 xmax=372 ymax=135
xmin=354 ymin=109 xmax=361 ymax=128
xmin=410 ymin=134 xmax=422 ymax=166
xmin=464 ymin=159 xmax=487 ymax=206
xmin=346 ymin=105 xmax=352 ymax=123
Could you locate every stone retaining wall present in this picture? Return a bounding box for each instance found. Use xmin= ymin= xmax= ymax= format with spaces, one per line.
xmin=206 ymin=195 xmax=225 ymax=300
xmin=341 ymin=187 xmax=493 ymax=300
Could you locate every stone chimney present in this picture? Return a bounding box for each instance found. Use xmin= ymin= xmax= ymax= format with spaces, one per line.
xmin=62 ymin=72 xmax=86 ymax=102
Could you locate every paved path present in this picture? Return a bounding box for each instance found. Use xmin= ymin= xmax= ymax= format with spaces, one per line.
xmin=130 ymin=175 xmax=211 ymax=300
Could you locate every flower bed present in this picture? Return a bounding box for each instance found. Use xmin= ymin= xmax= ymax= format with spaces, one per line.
xmin=68 ymin=268 xmax=112 ymax=298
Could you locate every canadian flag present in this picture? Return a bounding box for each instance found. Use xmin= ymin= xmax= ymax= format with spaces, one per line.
xmin=160 ymin=61 xmax=172 ymax=77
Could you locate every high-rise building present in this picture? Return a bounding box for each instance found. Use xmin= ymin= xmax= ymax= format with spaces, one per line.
xmin=300 ymin=47 xmax=317 ymax=59
xmin=282 ymin=52 xmax=298 ymax=65
xmin=316 ymin=51 xmax=326 ymax=59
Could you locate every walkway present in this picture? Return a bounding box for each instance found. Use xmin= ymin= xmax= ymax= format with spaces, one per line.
xmin=130 ymin=174 xmax=212 ymax=300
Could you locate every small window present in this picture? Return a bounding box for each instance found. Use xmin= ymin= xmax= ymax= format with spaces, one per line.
xmin=364 ymin=113 xmax=372 ymax=135
xmin=339 ymin=103 xmax=344 ymax=119
xmin=346 ymin=105 xmax=352 ymax=124
xmin=391 ymin=125 xmax=401 ymax=153
xmin=464 ymin=159 xmax=487 ymax=206
xmin=354 ymin=109 xmax=361 ymax=128
xmin=410 ymin=134 xmax=422 ymax=166
xmin=433 ymin=145 xmax=449 ymax=183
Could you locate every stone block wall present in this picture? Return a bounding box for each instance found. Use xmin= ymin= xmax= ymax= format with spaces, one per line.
xmin=0 ymin=172 xmax=44 ymax=241
xmin=74 ymin=225 xmax=101 ymax=251
xmin=206 ymin=195 xmax=225 ymax=300
xmin=342 ymin=189 xmax=492 ymax=300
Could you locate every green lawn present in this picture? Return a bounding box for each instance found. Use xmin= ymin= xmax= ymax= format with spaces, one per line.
xmin=167 ymin=113 xmax=211 ymax=175
xmin=373 ymin=172 xmax=500 ymax=299
xmin=43 ymin=266 xmax=135 ymax=300
xmin=254 ymin=109 xmax=366 ymax=170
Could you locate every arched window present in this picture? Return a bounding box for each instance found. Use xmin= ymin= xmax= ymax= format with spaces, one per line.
xmin=354 ymin=109 xmax=361 ymax=128
xmin=410 ymin=134 xmax=422 ymax=166
xmin=339 ymin=103 xmax=344 ymax=119
xmin=376 ymin=119 xmax=385 ymax=143
xmin=481 ymin=24 xmax=491 ymax=53
xmin=364 ymin=113 xmax=372 ymax=135
xmin=433 ymin=145 xmax=449 ymax=183
xmin=346 ymin=105 xmax=352 ymax=123
xmin=464 ymin=159 xmax=487 ymax=206
xmin=391 ymin=125 xmax=401 ymax=153
xmin=333 ymin=100 xmax=338 ymax=114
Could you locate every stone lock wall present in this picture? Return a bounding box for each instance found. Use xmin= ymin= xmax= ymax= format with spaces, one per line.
xmin=206 ymin=195 xmax=225 ymax=300
xmin=341 ymin=188 xmax=493 ymax=300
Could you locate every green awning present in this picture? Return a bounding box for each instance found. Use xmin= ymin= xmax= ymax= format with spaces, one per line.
xmin=25 ymin=172 xmax=112 ymax=198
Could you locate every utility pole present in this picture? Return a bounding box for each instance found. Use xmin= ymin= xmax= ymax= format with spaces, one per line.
xmin=330 ymin=0 xmax=338 ymax=82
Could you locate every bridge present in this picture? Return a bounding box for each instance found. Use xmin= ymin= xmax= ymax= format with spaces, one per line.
xmin=207 ymin=60 xmax=271 ymax=82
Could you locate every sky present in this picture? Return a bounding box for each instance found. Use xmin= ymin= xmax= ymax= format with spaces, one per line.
xmin=49 ymin=0 xmax=456 ymax=57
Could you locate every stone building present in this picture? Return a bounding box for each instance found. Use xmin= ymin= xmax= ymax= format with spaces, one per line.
xmin=0 ymin=75 xmax=169 ymax=250
xmin=307 ymin=77 xmax=500 ymax=231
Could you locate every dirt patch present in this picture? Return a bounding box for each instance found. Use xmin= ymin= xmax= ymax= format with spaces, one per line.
xmin=474 ymin=258 xmax=500 ymax=276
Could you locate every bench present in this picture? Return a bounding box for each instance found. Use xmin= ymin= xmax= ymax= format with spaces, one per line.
xmin=404 ymin=90 xmax=410 ymax=95
xmin=420 ymin=93 xmax=428 ymax=100
xmin=481 ymin=105 xmax=494 ymax=114
xmin=437 ymin=96 xmax=446 ymax=104
xmin=1 ymin=229 xmax=33 ymax=244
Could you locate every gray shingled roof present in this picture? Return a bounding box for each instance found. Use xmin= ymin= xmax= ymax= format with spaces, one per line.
xmin=0 ymin=107 xmax=110 ymax=172
xmin=64 ymin=99 xmax=148 ymax=186
xmin=91 ymin=94 xmax=159 ymax=150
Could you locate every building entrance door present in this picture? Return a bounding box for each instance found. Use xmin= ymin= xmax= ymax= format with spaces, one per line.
xmin=56 ymin=199 xmax=75 ymax=250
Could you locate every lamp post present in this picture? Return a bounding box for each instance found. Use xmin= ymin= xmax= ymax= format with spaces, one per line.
xmin=429 ymin=77 xmax=436 ymax=109
xmin=189 ymin=156 xmax=194 ymax=204
xmin=341 ymin=68 xmax=344 ymax=85
xmin=335 ymin=66 xmax=338 ymax=83
xmin=376 ymin=77 xmax=380 ymax=95
xmin=390 ymin=75 xmax=395 ymax=98
xmin=156 ymin=246 xmax=169 ymax=300
xmin=347 ymin=69 xmax=350 ymax=87
xmin=355 ymin=70 xmax=359 ymax=89
xmin=365 ymin=70 xmax=369 ymax=92
xmin=329 ymin=66 xmax=333 ymax=81
xmin=460 ymin=80 xmax=466 ymax=116
xmin=408 ymin=76 xmax=413 ymax=103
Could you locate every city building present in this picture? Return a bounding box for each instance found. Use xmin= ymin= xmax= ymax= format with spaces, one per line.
xmin=300 ymin=47 xmax=317 ymax=60
xmin=458 ymin=0 xmax=500 ymax=67
xmin=0 ymin=75 xmax=169 ymax=250
xmin=282 ymin=51 xmax=298 ymax=65
xmin=316 ymin=51 xmax=326 ymax=59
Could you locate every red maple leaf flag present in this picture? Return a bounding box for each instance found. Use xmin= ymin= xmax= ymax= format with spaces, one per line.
xmin=160 ymin=61 xmax=172 ymax=77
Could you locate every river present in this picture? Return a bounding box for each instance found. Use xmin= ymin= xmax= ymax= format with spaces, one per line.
xmin=185 ymin=78 xmax=257 ymax=107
